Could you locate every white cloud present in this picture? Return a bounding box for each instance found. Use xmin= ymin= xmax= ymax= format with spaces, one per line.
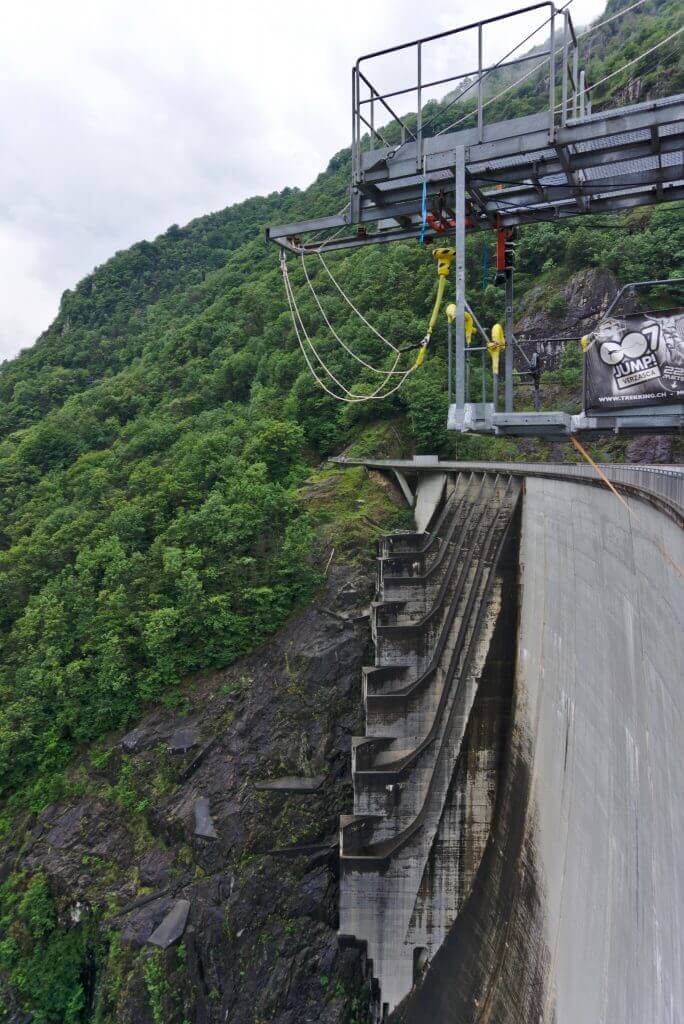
xmin=0 ymin=0 xmax=607 ymax=359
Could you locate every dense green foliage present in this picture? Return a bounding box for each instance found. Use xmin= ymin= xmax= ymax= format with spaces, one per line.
xmin=0 ymin=5 xmax=682 ymax=1015
xmin=0 ymin=871 xmax=100 ymax=1022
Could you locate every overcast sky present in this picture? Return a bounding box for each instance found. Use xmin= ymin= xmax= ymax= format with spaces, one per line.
xmin=1 ymin=0 xmax=608 ymax=361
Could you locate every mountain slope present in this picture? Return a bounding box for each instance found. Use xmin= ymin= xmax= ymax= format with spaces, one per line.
xmin=0 ymin=1 xmax=682 ymax=1020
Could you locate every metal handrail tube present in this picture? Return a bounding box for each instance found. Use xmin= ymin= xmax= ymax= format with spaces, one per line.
xmin=356 ymin=67 xmax=416 ymax=142
xmin=355 ymin=2 xmax=556 ymax=65
xmin=356 ymin=48 xmax=552 ymax=106
xmin=354 ymin=2 xmax=562 ymax=158
xmin=602 ymin=276 xmax=684 ymax=319
xmin=478 ymin=24 xmax=484 ymax=139
xmin=382 ymin=476 xmax=482 ymax=584
xmin=376 ymin=476 xmax=492 ymax=634
xmin=549 ymin=6 xmax=556 ymax=135
xmin=417 ymin=43 xmax=422 ymax=152
xmin=381 ymin=476 xmax=474 ymax=568
xmin=369 ymin=479 xmax=505 ymax=706
xmin=352 ymin=68 xmax=359 ymax=182
xmin=357 ymin=111 xmax=391 ymax=148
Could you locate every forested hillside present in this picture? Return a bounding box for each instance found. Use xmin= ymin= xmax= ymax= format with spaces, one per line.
xmin=0 ymin=1 xmax=682 ymax=1020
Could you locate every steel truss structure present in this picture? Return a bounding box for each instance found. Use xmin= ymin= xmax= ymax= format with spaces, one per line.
xmin=267 ymin=3 xmax=684 ymax=437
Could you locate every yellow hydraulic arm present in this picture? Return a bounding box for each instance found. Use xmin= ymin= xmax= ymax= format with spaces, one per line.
xmin=414 ymin=247 xmax=455 ymax=367
xmin=445 ymin=302 xmax=474 ymax=344
xmin=488 ymin=322 xmax=506 ymax=376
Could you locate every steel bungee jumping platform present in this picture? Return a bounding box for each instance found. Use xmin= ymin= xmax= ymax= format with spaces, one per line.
xmin=267 ymin=3 xmax=684 ymax=440
xmin=268 ymin=94 xmax=684 ymax=253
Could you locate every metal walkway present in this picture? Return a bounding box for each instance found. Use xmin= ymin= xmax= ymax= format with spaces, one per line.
xmin=268 ymin=94 xmax=683 ymax=252
xmin=267 ymin=2 xmax=683 ymax=253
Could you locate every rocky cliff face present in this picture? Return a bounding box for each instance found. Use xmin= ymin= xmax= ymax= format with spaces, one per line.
xmin=1 ymin=566 xmax=376 ymax=1024
xmin=516 ymin=268 xmax=619 ymax=370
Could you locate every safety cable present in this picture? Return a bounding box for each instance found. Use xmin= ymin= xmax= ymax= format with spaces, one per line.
xmin=551 ymin=32 xmax=683 ymax=113
xmin=576 ymin=26 xmax=684 ymax=100
xmin=481 ymin=241 xmax=490 ymax=291
xmin=437 ymin=0 xmax=656 ymax=136
xmin=581 ymin=0 xmax=647 ymax=34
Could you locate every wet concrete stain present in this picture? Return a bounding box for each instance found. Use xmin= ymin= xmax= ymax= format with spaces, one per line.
xmin=390 ymin=501 xmax=555 ymax=1023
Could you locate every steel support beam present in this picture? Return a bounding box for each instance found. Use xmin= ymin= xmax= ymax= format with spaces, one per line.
xmin=360 ymin=98 xmax=683 ymax=180
xmin=267 ymin=96 xmax=684 ymax=253
xmin=505 ymin=269 xmax=514 ymax=413
xmin=454 ymin=147 xmax=466 ymax=411
xmin=270 ymin=183 xmax=684 ymax=253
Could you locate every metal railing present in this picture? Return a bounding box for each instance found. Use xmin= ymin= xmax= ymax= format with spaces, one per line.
xmin=351 ymin=2 xmax=583 ymax=182
xmin=332 ymin=457 xmax=684 ymax=517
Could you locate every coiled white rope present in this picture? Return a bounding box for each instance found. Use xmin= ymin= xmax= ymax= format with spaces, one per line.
xmin=316 ymin=252 xmax=399 ymax=352
xmin=299 ymin=252 xmax=408 ymax=377
xmin=281 ymin=256 xmax=416 ymax=403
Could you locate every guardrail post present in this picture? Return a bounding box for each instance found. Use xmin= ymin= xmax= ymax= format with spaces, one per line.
xmin=351 ymin=67 xmax=362 ymax=222
xmin=561 ymin=11 xmax=569 ymax=127
xmin=370 ymin=86 xmax=375 ymax=143
xmin=352 ymin=67 xmax=358 ymax=184
xmin=454 ymin=146 xmax=466 ymax=410
xmin=504 ymin=269 xmax=514 ymax=413
xmin=417 ymin=43 xmax=423 ymax=171
xmin=548 ymin=6 xmax=556 ymax=140
xmin=478 ymin=24 xmax=484 ymax=142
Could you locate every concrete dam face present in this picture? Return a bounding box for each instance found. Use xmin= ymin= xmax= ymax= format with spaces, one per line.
xmin=338 ymin=463 xmax=684 ymax=1022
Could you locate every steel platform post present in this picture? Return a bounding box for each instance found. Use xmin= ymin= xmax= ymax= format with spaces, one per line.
xmin=455 ymin=147 xmax=466 ymax=410
xmin=505 ymin=268 xmax=514 ymax=413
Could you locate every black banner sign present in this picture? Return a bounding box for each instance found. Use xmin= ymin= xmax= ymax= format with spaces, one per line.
xmin=584 ymin=311 xmax=684 ymax=413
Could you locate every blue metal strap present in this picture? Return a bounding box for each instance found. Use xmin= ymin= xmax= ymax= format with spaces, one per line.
xmin=419 ymin=175 xmax=427 ymax=245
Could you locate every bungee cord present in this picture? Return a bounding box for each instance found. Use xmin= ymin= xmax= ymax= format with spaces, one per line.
xmin=316 ymin=252 xmax=399 ymax=351
xmin=299 ymin=252 xmax=408 ymax=377
xmin=281 ymin=255 xmax=417 ymax=403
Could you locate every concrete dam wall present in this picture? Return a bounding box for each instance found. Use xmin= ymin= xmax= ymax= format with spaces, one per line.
xmin=339 ymin=462 xmax=683 ymax=1022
